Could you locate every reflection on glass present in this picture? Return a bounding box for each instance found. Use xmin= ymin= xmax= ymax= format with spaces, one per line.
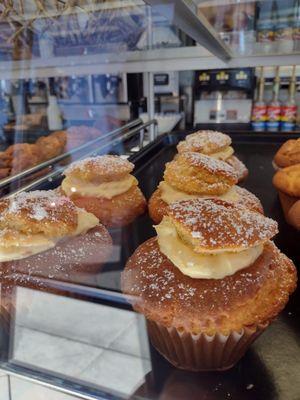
xmin=197 ymin=0 xmax=300 ymax=56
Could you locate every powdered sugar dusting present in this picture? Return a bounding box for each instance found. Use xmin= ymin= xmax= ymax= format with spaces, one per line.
xmin=169 ymin=198 xmax=278 ymax=250
xmin=180 ymin=152 xmax=238 ymax=180
xmin=123 ymin=238 xmax=276 ymax=309
xmin=2 ymin=191 xmax=73 ymax=222
xmin=64 ymin=155 xmax=133 ymax=176
xmin=178 ymin=130 xmax=231 ymax=153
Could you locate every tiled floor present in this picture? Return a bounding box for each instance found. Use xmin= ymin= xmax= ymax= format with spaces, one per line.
xmin=6 ymin=287 xmax=151 ymax=398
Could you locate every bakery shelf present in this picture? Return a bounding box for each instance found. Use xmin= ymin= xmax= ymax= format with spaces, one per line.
xmin=1 ymin=47 xmax=300 ymax=79
xmin=1 ymin=1 xmax=300 ymax=78
xmin=0 ymin=131 xmax=299 ymax=400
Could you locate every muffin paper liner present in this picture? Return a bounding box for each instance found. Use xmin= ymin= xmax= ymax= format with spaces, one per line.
xmin=147 ymin=319 xmax=269 ymax=371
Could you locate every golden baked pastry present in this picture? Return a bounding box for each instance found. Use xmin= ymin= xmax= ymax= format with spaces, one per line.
xmin=61 ymin=155 xmax=147 ymax=227
xmin=177 ymin=130 xmax=232 ymax=155
xmin=72 ymin=185 xmax=147 ymax=228
xmin=0 ymin=191 xmax=78 ymax=238
xmin=122 ymin=198 xmax=296 ymax=371
xmin=149 ymin=152 xmax=261 ymax=223
xmin=274 ymin=139 xmax=300 ymax=168
xmin=166 ymin=199 xmax=276 ymax=254
xmin=0 ymin=190 xmax=112 ymax=272
xmin=64 ymin=155 xmax=134 ymax=184
xmin=177 ymin=130 xmax=248 ymax=183
xmin=226 ymin=155 xmax=248 ymax=182
xmin=36 ymin=135 xmax=65 ymax=161
xmin=0 ymin=168 xmax=10 ymax=179
xmin=287 ymin=200 xmax=300 ymax=230
xmin=50 ymin=130 xmax=67 ymax=148
xmin=148 ymin=185 xmax=263 ymax=224
xmin=123 ymin=239 xmax=294 ymax=334
xmin=273 ymin=164 xmax=300 ymax=197
xmin=164 ymin=152 xmax=238 ymax=195
xmin=7 ymin=143 xmax=41 ymax=175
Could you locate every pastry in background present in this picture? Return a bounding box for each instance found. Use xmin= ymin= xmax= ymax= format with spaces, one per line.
xmin=177 ymin=130 xmax=248 ymax=182
xmin=122 ymin=198 xmax=296 ymax=371
xmin=0 ymin=191 xmax=112 ymax=274
xmin=65 ymin=126 xmax=102 ymax=151
xmin=288 ymin=200 xmax=300 ymax=230
xmin=7 ymin=143 xmax=42 ymax=175
xmin=273 ymin=138 xmax=300 ymax=169
xmin=36 ymin=134 xmax=66 ymax=161
xmin=61 ymin=155 xmax=147 ymax=228
xmin=273 ymin=164 xmax=300 ymax=229
xmin=148 ymin=152 xmax=263 ymax=223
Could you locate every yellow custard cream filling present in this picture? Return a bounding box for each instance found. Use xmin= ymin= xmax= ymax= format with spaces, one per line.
xmin=155 ymin=217 xmax=263 ymax=279
xmin=0 ymin=210 xmax=99 ymax=262
xmin=210 ymin=146 xmax=234 ymax=160
xmin=62 ymin=174 xmax=137 ymax=198
xmin=160 ymin=181 xmax=240 ymax=205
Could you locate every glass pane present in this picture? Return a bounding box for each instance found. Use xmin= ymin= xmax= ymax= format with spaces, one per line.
xmin=196 ymin=0 xmax=300 ymax=56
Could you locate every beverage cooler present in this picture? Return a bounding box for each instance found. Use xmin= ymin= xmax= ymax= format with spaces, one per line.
xmin=0 ymin=1 xmax=299 ymax=400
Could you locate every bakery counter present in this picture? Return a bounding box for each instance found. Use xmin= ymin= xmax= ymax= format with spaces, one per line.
xmin=0 ymin=131 xmax=298 ymax=400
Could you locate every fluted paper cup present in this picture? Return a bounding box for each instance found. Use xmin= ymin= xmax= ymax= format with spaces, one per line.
xmin=147 ymin=319 xmax=269 ymax=371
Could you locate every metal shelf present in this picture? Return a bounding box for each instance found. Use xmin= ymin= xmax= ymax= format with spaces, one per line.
xmin=0 ymin=0 xmax=299 ymax=79
xmin=1 ymin=46 xmax=300 ymax=79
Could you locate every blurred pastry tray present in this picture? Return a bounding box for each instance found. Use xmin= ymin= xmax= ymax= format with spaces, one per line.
xmin=2 ymin=130 xmax=299 ymax=296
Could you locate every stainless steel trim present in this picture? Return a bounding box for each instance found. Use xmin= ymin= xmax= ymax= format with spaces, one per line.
xmin=0 ymin=118 xmax=142 ymax=190
xmin=2 ymin=367 xmax=121 ymax=400
xmin=5 ymin=119 xmax=158 ymax=198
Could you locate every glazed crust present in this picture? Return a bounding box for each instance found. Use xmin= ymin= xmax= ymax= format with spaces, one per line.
xmin=164 ymin=152 xmax=238 ymax=195
xmin=148 ymin=186 xmax=264 ymax=224
xmin=177 ymin=130 xmax=231 ymax=155
xmin=64 ymin=155 xmax=134 ymax=184
xmin=67 ymin=185 xmax=147 ymax=228
xmin=273 ymin=164 xmax=300 ymax=197
xmin=122 ymin=239 xmax=297 ymax=335
xmin=226 ymin=155 xmax=249 ymax=183
xmin=2 ymin=225 xmax=112 ymax=275
xmin=274 ymin=139 xmax=300 ymax=168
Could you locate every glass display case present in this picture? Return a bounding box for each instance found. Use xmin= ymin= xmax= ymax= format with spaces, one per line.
xmin=0 ymin=1 xmax=299 ymax=400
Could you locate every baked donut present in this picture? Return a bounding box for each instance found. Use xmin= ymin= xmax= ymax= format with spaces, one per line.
xmin=148 ymin=152 xmax=262 ymax=223
xmin=177 ymin=130 xmax=248 ymax=182
xmin=273 ymin=138 xmax=300 ymax=169
xmin=61 ymin=155 xmax=147 ymax=228
xmin=122 ymin=199 xmax=296 ymax=371
xmin=0 ymin=191 xmax=112 ymax=275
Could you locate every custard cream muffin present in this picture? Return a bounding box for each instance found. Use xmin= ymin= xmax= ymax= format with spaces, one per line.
xmin=61 ymin=155 xmax=147 ymax=228
xmin=273 ymin=138 xmax=300 ymax=170
xmin=122 ymin=199 xmax=297 ymax=371
xmin=273 ymin=164 xmax=300 ymax=229
xmin=177 ymin=130 xmax=248 ymax=182
xmin=0 ymin=191 xmax=112 ymax=274
xmin=148 ymin=152 xmax=263 ymax=223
